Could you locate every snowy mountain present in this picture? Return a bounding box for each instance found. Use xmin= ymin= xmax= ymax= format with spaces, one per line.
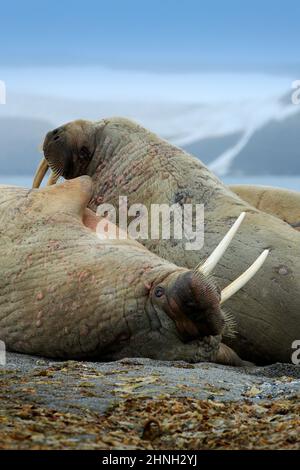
xmin=0 ymin=67 xmax=299 ymax=176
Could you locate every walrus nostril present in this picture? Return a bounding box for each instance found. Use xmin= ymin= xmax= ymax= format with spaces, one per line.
xmin=53 ymin=135 xmax=60 ymax=141
xmin=52 ymin=129 xmax=59 ymax=135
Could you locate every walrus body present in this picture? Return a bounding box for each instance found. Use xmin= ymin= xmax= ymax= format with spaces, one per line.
xmin=230 ymin=185 xmax=300 ymax=231
xmin=0 ymin=177 xmax=249 ymax=365
xmin=36 ymin=118 xmax=300 ymax=364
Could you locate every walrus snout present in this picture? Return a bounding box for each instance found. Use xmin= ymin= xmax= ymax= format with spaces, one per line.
xmin=151 ymin=270 xmax=225 ymax=341
xmin=33 ymin=120 xmax=97 ymax=189
xmin=43 ymin=127 xmax=74 ymax=176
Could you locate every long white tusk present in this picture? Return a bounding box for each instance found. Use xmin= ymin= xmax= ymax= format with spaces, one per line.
xmin=47 ymin=172 xmax=60 ymax=186
xmin=32 ymin=158 xmax=49 ymax=189
xmin=199 ymin=212 xmax=246 ymax=275
xmin=220 ymin=249 xmax=269 ymax=304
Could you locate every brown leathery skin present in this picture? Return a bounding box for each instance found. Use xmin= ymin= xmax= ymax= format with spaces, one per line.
xmin=0 ymin=177 xmax=238 ymax=363
xmin=42 ymin=118 xmax=300 ymax=364
xmin=230 ymin=184 xmax=300 ymax=231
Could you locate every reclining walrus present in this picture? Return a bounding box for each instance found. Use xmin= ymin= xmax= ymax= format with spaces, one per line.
xmin=0 ymin=177 xmax=265 ymax=365
xmin=33 ymin=118 xmax=300 ymax=364
xmin=230 ymin=185 xmax=300 ymax=231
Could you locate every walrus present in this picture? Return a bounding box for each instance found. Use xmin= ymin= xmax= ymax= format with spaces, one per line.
xmin=0 ymin=177 xmax=265 ymax=365
xmin=33 ymin=118 xmax=300 ymax=364
xmin=230 ymin=185 xmax=300 ymax=231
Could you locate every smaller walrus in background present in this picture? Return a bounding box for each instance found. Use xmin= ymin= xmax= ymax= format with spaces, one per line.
xmin=33 ymin=118 xmax=300 ymax=364
xmin=0 ymin=177 xmax=265 ymax=365
xmin=230 ymin=185 xmax=300 ymax=231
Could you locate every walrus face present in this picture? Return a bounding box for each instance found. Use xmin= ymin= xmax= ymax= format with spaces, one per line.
xmin=150 ymin=270 xmax=226 ymax=341
xmin=33 ymin=120 xmax=97 ymax=187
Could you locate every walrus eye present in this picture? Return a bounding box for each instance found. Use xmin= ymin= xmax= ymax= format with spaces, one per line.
xmin=79 ymin=146 xmax=91 ymax=160
xmin=155 ymin=286 xmax=165 ymax=298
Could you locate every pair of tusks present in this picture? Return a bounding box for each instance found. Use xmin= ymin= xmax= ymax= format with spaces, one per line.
xmin=197 ymin=212 xmax=269 ymax=304
xmin=33 ymin=161 xmax=269 ymax=305
xmin=32 ymin=159 xmax=60 ymax=189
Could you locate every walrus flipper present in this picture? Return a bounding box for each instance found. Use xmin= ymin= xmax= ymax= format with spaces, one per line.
xmin=216 ymin=343 xmax=254 ymax=367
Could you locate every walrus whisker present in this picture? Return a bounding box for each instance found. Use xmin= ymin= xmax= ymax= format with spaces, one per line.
xmin=47 ymin=171 xmax=60 ymax=186
xmin=192 ymin=269 xmax=215 ymax=287
xmin=222 ymin=309 xmax=237 ymax=338
xmin=220 ymin=249 xmax=269 ymax=304
xmin=32 ymin=158 xmax=49 ymax=189
xmin=196 ymin=212 xmax=246 ymax=275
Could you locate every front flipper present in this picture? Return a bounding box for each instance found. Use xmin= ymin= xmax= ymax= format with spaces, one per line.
xmin=216 ymin=343 xmax=254 ymax=367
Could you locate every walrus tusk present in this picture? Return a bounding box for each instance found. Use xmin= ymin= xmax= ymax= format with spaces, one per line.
xmin=198 ymin=212 xmax=246 ymax=275
xmin=32 ymin=158 xmax=49 ymax=188
xmin=47 ymin=172 xmax=60 ymax=186
xmin=220 ymin=249 xmax=269 ymax=304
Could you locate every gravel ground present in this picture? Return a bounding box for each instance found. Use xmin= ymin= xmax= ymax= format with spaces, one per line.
xmin=0 ymin=353 xmax=299 ymax=449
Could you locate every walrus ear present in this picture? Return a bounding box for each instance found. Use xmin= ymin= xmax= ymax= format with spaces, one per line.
xmin=34 ymin=176 xmax=93 ymax=218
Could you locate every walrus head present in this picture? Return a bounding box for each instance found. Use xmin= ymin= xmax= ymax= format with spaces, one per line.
xmin=150 ymin=270 xmax=225 ymax=340
xmin=33 ymin=120 xmax=98 ymax=187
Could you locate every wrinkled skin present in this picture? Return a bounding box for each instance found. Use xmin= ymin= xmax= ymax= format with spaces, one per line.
xmin=42 ymin=118 xmax=300 ymax=364
xmin=230 ymin=185 xmax=300 ymax=231
xmin=0 ymin=177 xmax=246 ymax=365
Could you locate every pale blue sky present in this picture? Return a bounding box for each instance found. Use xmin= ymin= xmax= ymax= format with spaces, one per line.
xmin=0 ymin=0 xmax=299 ymax=71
